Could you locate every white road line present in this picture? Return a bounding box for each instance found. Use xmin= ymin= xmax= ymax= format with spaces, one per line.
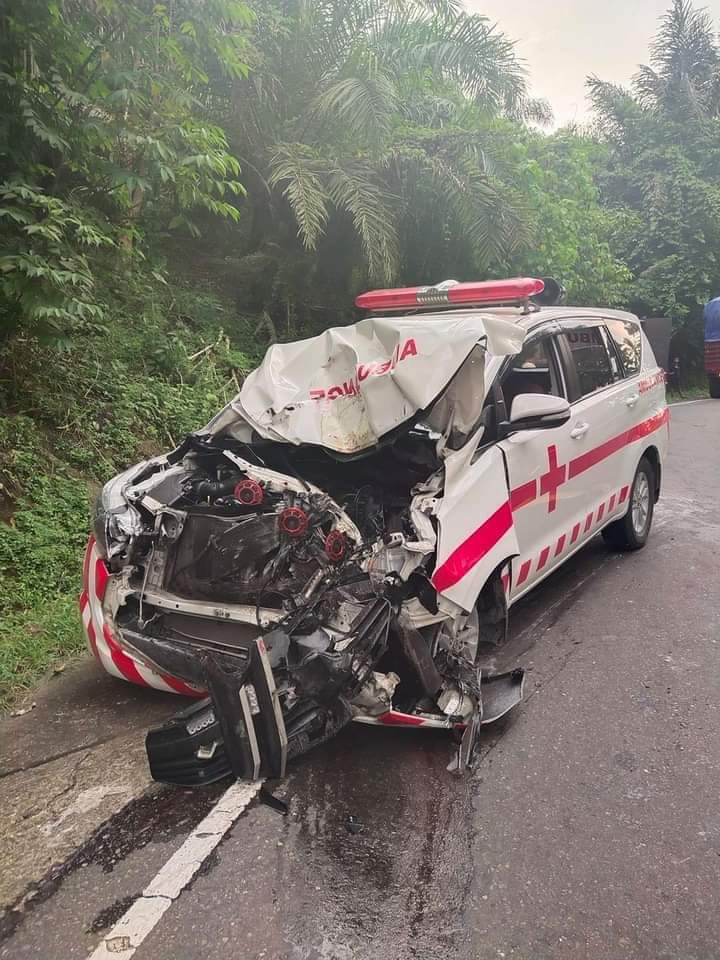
xmin=669 ymin=397 xmax=713 ymax=406
xmin=88 ymin=780 xmax=262 ymax=959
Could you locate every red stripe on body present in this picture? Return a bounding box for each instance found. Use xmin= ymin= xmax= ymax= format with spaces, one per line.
xmin=103 ymin=625 xmax=149 ymax=687
xmin=596 ymin=503 xmax=605 ymax=523
xmin=537 ymin=546 xmax=550 ymax=571
xmin=628 ymin=407 xmax=669 ymax=442
xmin=584 ymin=512 xmax=593 ymax=533
xmin=94 ymin=557 xmax=109 ymax=601
xmin=608 ymin=494 xmax=616 ymax=512
xmin=516 ymin=559 xmax=532 ymax=587
xmin=500 ymin=572 xmax=510 ymax=593
xmin=570 ymin=523 xmax=581 ymax=544
xmin=619 ymin=485 xmax=629 ymax=503
xmin=432 ymin=501 xmax=513 ymax=593
xmin=568 ymin=408 xmax=669 ymax=481
xmin=510 ymin=480 xmax=537 ymax=511
xmin=510 ymin=409 xmax=669 ymax=510
xmin=555 ymin=535 xmax=566 ymax=557
xmin=82 ymin=537 xmax=94 ymax=590
xmin=376 ymin=710 xmax=426 ymax=727
xmin=86 ymin=616 xmax=99 ymax=660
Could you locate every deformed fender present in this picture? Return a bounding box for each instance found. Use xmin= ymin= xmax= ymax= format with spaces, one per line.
xmin=431 ymin=444 xmax=519 ymax=612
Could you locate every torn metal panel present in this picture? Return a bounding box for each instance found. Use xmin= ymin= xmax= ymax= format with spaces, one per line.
xmin=431 ymin=444 xmax=519 ymax=612
xmin=203 ymin=312 xmax=525 ymax=454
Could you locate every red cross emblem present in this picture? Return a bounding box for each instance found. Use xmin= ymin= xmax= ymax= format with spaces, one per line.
xmin=539 ymin=444 xmax=567 ymax=513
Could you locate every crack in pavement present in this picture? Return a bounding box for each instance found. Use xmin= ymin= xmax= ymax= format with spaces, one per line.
xmin=0 ymin=733 xmax=131 ymax=781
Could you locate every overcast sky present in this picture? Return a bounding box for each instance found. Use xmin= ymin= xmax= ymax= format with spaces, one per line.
xmin=464 ymin=0 xmax=720 ymax=126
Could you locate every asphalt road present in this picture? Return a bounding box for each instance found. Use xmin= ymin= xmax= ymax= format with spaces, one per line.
xmin=2 ymin=398 xmax=719 ymax=960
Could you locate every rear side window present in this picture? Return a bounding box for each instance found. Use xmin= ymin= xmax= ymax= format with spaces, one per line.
xmin=605 ymin=318 xmax=642 ymax=377
xmin=559 ymin=327 xmax=615 ymax=399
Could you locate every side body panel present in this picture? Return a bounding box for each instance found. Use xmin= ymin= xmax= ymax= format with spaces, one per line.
xmin=502 ymin=419 xmax=579 ymax=596
xmin=431 ymin=444 xmax=519 ymax=613
xmin=504 ymin=317 xmax=668 ymax=604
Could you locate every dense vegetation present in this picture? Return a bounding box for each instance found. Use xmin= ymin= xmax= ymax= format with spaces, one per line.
xmin=0 ymin=0 xmax=716 ymax=700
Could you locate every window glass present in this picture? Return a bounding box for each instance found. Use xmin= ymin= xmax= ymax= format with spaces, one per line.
xmin=501 ymin=335 xmax=562 ymax=410
xmin=605 ymin=318 xmax=642 ymax=377
xmin=599 ymin=326 xmax=623 ymax=381
xmin=560 ymin=327 xmax=614 ymax=398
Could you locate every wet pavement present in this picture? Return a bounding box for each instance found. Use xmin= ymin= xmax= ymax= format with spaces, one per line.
xmin=2 ymin=399 xmax=719 ymax=959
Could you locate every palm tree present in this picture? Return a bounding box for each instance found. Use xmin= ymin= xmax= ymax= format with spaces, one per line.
xmin=219 ymin=0 xmax=549 ymax=336
xmin=634 ymin=0 xmax=720 ymax=118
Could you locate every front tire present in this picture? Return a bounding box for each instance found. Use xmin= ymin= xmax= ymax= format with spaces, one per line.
xmin=709 ymin=374 xmax=720 ymax=398
xmin=602 ymin=457 xmax=655 ymax=551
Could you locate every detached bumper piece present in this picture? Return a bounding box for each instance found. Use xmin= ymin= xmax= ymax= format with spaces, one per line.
xmin=146 ymin=637 xmax=287 ymax=786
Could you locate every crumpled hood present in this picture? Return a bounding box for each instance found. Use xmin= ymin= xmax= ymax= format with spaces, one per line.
xmin=204 ymin=312 xmax=526 ymax=454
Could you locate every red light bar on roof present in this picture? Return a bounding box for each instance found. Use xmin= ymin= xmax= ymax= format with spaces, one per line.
xmin=355 ymin=277 xmax=545 ymax=311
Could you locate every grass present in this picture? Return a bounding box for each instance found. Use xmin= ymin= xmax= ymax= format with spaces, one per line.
xmin=0 ymin=276 xmax=259 ymax=708
xmin=667 ymin=381 xmax=710 ymax=402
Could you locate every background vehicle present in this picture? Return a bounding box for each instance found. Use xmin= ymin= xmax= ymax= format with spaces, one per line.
xmin=704 ymin=297 xmax=720 ymax=398
xmin=84 ymin=278 xmax=669 ymax=784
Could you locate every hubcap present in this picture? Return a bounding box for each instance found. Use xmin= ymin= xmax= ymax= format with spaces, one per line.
xmin=632 ymin=472 xmax=650 ymax=535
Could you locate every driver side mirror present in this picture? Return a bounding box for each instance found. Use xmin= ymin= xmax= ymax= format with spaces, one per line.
xmin=498 ymin=393 xmax=571 ymax=439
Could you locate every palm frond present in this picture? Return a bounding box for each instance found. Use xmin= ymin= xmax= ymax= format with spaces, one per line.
xmin=312 ymin=73 xmax=399 ymax=144
xmin=425 ymin=150 xmax=531 ymax=266
xmin=634 ymin=0 xmax=720 ymax=117
xmin=268 ymin=144 xmax=329 ymax=251
xmin=326 ymin=160 xmax=399 ymax=283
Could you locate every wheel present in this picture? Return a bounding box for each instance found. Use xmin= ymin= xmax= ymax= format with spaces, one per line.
xmin=602 ymin=457 xmax=655 ymax=551
xmin=709 ymin=375 xmax=720 ymax=398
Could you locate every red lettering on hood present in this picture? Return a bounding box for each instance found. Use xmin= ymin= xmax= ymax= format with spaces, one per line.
xmin=400 ymin=338 xmax=417 ymax=360
xmin=310 ymin=338 xmax=419 ymax=401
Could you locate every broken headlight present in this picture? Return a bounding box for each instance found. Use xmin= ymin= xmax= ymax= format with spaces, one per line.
xmin=93 ymin=464 xmax=146 ymax=559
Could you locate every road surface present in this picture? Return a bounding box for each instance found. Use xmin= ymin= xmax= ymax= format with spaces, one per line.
xmin=1 ymin=398 xmax=719 ymax=960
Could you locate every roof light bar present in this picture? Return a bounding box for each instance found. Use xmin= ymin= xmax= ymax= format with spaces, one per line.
xmin=355 ymin=277 xmax=545 ymax=312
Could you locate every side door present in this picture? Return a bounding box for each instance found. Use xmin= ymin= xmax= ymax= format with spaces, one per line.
xmin=498 ymin=326 xmax=577 ymax=599
xmin=604 ymin=315 xmax=668 ymax=511
xmin=553 ymin=320 xmax=628 ymax=545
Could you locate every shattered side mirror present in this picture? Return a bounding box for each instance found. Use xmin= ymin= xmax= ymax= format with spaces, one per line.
xmin=498 ymin=393 xmax=571 ymax=439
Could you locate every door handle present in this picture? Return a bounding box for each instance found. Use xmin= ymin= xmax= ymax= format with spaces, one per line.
xmin=570 ymin=422 xmax=589 ymax=439
xmin=625 ymin=394 xmax=640 ymax=408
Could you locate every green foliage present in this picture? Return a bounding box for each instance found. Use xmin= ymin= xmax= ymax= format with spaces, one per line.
xmin=0 ymin=0 xmax=252 ymax=342
xmin=228 ymin=0 xmax=550 ymax=333
xmin=0 ymin=180 xmax=113 ymax=342
xmin=588 ymin=0 xmax=720 ymax=364
xmin=0 ymin=268 xmax=256 ymax=703
xmin=510 ymin=131 xmax=632 ymax=306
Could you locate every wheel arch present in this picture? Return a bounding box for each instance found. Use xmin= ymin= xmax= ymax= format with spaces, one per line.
xmin=470 ymin=557 xmax=514 ymax=648
xmin=640 ymin=445 xmax=662 ymax=502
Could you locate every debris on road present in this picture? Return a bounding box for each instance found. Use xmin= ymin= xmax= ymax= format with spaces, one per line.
xmin=9 ymin=702 xmax=36 ymax=718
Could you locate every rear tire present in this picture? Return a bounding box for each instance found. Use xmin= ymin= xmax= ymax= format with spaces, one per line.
xmin=602 ymin=457 xmax=655 ymax=552
xmin=709 ymin=375 xmax=720 ymax=398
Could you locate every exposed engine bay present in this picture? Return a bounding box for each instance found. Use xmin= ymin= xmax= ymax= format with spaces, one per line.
xmin=97 ymin=427 xmax=523 ymax=786
xmin=91 ymin=311 xmax=529 ymax=785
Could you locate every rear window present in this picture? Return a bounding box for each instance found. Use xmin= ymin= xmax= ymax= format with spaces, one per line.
xmin=560 ymin=327 xmax=615 ymax=399
xmin=606 ymin=318 xmax=642 ymax=377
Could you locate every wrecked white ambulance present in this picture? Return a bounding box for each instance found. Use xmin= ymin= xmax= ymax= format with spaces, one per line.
xmin=82 ymin=278 xmax=669 ymax=784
